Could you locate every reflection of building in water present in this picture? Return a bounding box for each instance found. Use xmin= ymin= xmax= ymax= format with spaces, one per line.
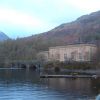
xmin=38 ymin=44 xmax=97 ymax=62
xmin=47 ymin=78 xmax=94 ymax=95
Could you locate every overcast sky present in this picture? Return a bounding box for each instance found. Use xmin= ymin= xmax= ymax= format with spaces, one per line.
xmin=0 ymin=0 xmax=100 ymax=38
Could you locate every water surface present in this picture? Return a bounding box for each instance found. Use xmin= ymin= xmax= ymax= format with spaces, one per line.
xmin=0 ymin=69 xmax=99 ymax=100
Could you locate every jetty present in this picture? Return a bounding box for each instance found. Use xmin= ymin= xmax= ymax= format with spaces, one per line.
xmin=40 ymin=74 xmax=99 ymax=78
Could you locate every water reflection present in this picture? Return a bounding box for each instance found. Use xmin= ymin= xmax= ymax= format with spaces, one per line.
xmin=0 ymin=69 xmax=99 ymax=100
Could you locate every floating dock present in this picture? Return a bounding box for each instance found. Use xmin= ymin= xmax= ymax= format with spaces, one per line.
xmin=40 ymin=74 xmax=99 ymax=78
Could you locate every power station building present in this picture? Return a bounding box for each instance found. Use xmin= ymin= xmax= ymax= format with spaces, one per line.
xmin=37 ymin=44 xmax=97 ymax=62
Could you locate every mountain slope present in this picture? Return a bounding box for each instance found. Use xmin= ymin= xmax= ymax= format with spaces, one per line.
xmin=0 ymin=32 xmax=9 ymax=41
xmin=28 ymin=10 xmax=100 ymax=44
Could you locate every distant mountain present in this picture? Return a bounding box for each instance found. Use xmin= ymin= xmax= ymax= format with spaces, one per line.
xmin=0 ymin=32 xmax=9 ymax=41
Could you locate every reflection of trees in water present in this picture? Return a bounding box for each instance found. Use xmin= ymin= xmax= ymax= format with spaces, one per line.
xmin=91 ymin=78 xmax=100 ymax=95
xmin=0 ymin=69 xmax=40 ymax=84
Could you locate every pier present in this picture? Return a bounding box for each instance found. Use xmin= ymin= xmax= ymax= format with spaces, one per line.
xmin=40 ymin=74 xmax=100 ymax=78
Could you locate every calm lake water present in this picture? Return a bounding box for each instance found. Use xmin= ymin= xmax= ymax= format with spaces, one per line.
xmin=0 ymin=69 xmax=100 ymax=100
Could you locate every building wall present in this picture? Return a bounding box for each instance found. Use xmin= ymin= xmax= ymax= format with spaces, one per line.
xmin=37 ymin=44 xmax=97 ymax=62
xmin=49 ymin=44 xmax=97 ymax=62
xmin=37 ymin=51 xmax=49 ymax=62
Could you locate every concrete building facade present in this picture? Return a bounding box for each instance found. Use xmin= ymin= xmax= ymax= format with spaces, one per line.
xmin=38 ymin=44 xmax=97 ymax=62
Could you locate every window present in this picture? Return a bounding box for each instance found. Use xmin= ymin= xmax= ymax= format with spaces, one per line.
xmin=78 ymin=53 xmax=83 ymax=60
xmin=84 ymin=52 xmax=90 ymax=61
xmin=64 ymin=54 xmax=67 ymax=61
xmin=55 ymin=53 xmax=60 ymax=59
xmin=71 ymin=52 xmax=75 ymax=60
xmin=51 ymin=54 xmax=54 ymax=59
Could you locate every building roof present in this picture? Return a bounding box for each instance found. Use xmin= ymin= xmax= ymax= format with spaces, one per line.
xmin=49 ymin=43 xmax=97 ymax=49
